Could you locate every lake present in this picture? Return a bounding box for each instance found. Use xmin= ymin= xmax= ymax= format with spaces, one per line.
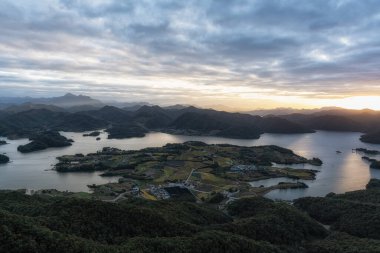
xmin=1 ymin=130 xmax=380 ymax=199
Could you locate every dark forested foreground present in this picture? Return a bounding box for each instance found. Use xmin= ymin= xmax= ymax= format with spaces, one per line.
xmin=1 ymin=180 xmax=380 ymax=252
xmin=295 ymin=178 xmax=380 ymax=253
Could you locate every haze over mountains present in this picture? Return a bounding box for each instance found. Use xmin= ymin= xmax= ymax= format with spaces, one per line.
xmin=0 ymin=93 xmax=102 ymax=108
xmin=1 ymin=93 xmax=380 ymax=144
xmin=244 ymin=107 xmax=343 ymax=116
xmin=0 ymin=93 xmax=151 ymax=111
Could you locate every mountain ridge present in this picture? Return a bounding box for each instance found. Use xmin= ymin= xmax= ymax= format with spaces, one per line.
xmin=1 ymin=93 xmax=380 ymax=143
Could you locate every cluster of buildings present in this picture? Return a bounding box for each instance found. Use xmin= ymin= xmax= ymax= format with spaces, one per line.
xmin=146 ymin=182 xmax=196 ymax=200
xmin=230 ymin=164 xmax=257 ymax=172
xmin=167 ymin=182 xmax=195 ymax=189
xmin=148 ymin=185 xmax=170 ymax=200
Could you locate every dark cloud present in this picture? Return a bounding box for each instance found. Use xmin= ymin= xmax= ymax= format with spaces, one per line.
xmin=0 ymin=0 xmax=380 ymax=107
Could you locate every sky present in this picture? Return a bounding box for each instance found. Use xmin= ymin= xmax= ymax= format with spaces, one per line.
xmin=1 ymin=0 xmax=380 ymax=111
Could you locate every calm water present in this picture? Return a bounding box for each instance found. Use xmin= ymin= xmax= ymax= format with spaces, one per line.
xmin=1 ymin=130 xmax=380 ymax=199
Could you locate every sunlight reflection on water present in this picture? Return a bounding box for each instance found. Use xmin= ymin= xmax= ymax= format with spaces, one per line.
xmin=1 ymin=130 xmax=380 ymax=199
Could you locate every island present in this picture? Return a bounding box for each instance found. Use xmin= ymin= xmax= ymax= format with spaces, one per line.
xmin=0 ymin=140 xmax=8 ymax=145
xmin=106 ymin=124 xmax=148 ymax=139
xmin=356 ymin=148 xmax=380 ymax=155
xmin=83 ymin=131 xmax=101 ymax=137
xmin=309 ymin=157 xmax=323 ymax=166
xmin=55 ymin=142 xmax=321 ymax=202
xmin=0 ymin=154 xmax=9 ymax=164
xmin=17 ymin=131 xmax=73 ymax=153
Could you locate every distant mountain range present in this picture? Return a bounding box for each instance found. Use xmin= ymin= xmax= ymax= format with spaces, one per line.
xmin=1 ymin=93 xmax=380 ymax=144
xmin=0 ymin=104 xmax=313 ymax=140
xmin=278 ymin=109 xmax=380 ymax=132
xmin=0 ymin=93 xmax=102 ymax=108
xmin=244 ymin=107 xmax=342 ymax=116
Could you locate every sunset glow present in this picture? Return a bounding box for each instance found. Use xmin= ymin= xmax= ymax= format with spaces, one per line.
xmin=0 ymin=0 xmax=380 ymax=111
xmin=334 ymin=96 xmax=380 ymax=110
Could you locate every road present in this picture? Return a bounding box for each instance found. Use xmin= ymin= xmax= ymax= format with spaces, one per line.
xmin=185 ymin=169 xmax=195 ymax=183
xmin=103 ymin=190 xmax=131 ymax=203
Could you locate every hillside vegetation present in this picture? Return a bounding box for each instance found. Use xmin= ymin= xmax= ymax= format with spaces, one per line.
xmin=2 ymin=179 xmax=380 ymax=252
xmin=2 ymin=102 xmax=380 ymax=143
xmin=0 ymin=191 xmax=326 ymax=253
xmin=0 ymin=105 xmax=313 ymax=141
xmin=294 ymin=179 xmax=380 ymax=252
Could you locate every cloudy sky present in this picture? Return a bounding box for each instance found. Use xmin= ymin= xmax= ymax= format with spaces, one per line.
xmin=1 ymin=0 xmax=380 ymax=110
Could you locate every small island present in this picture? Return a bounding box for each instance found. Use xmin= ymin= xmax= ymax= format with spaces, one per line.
xmin=0 ymin=154 xmax=10 ymax=164
xmin=356 ymin=148 xmax=380 ymax=155
xmin=83 ymin=131 xmax=101 ymax=137
xmin=0 ymin=140 xmax=8 ymax=146
xmin=17 ymin=131 xmax=73 ymax=153
xmin=309 ymin=157 xmax=323 ymax=166
xmin=278 ymin=181 xmax=308 ymax=189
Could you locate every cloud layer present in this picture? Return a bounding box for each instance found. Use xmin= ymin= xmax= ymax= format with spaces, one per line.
xmin=1 ymin=0 xmax=380 ymax=108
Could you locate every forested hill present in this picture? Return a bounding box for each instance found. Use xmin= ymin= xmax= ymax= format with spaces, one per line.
xmin=294 ymin=179 xmax=380 ymax=253
xmin=0 ymin=105 xmax=313 ymax=140
xmin=2 ymin=179 xmax=380 ymax=253
xmin=278 ymin=109 xmax=380 ymax=143
xmin=2 ymin=102 xmax=380 ymax=143
xmin=0 ymin=190 xmax=326 ymax=253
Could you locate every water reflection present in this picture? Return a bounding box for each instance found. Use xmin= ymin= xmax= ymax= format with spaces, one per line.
xmin=1 ymin=130 xmax=380 ymax=199
xmin=265 ymin=132 xmax=380 ymax=200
